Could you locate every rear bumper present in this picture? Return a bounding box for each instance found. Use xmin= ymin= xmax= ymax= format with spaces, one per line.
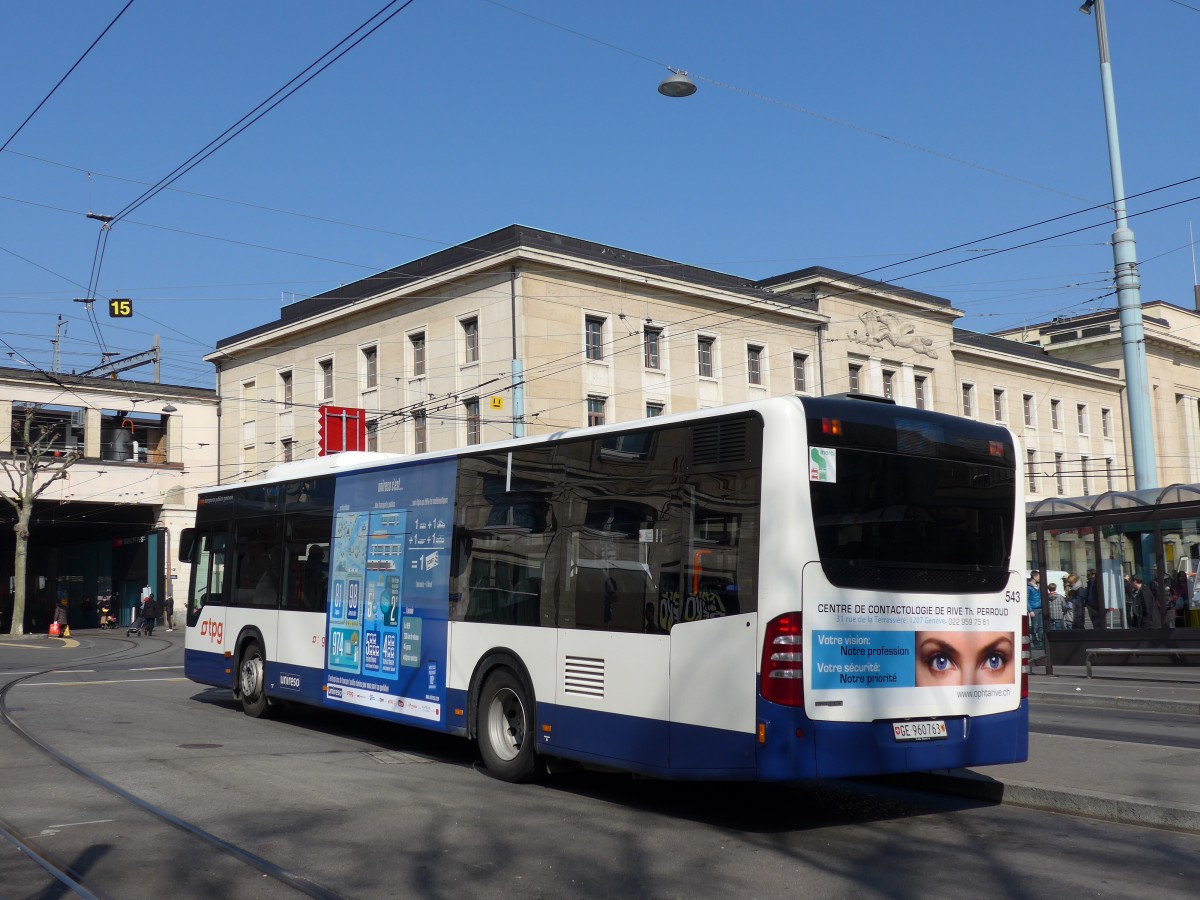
xmin=756 ymin=698 xmax=1029 ymax=780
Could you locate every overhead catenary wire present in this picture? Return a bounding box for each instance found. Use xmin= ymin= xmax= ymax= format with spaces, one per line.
xmin=107 ymin=0 xmax=420 ymax=227
xmin=0 ymin=1 xmax=137 ymax=157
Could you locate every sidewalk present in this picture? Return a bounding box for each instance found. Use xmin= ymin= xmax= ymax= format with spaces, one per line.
xmin=906 ymin=664 xmax=1200 ymax=833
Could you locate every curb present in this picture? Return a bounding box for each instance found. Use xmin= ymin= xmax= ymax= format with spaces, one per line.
xmin=1029 ymin=690 xmax=1200 ymax=716
xmin=899 ymin=770 xmax=1200 ymax=834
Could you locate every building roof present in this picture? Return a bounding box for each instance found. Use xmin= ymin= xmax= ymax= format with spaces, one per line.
xmin=754 ymin=266 xmax=954 ymax=308
xmin=216 ymin=224 xmax=819 ymax=350
xmin=1000 ymin=305 xmax=1173 ymax=336
xmin=0 ymin=365 xmax=216 ymax=399
xmin=952 ymin=328 xmax=1119 ymax=378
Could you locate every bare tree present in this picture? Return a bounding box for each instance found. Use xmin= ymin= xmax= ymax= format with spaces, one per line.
xmin=1 ymin=405 xmax=81 ymax=635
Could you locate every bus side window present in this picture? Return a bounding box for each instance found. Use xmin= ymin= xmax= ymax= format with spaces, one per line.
xmin=232 ymin=518 xmax=283 ymax=609
xmin=296 ymin=543 xmax=329 ymax=612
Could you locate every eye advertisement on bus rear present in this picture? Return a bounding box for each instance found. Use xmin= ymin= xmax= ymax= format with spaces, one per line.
xmin=805 ymin=588 xmax=1024 ymax=720
xmin=324 ymin=460 xmax=455 ymax=724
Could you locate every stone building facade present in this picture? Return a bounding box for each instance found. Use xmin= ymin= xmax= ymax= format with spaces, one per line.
xmin=209 ymin=225 xmax=1175 ymax=503
xmin=0 ymin=367 xmax=217 ymax=630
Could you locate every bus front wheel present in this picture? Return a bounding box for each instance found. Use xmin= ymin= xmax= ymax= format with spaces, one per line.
xmin=477 ymin=669 xmax=536 ymax=782
xmin=238 ymin=641 xmax=273 ymax=718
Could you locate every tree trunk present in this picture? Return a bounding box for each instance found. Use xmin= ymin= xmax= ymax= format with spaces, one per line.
xmin=10 ymin=506 xmax=32 ymax=636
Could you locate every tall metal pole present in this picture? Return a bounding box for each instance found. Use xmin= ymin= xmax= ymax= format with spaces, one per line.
xmin=1086 ymin=0 xmax=1158 ymax=488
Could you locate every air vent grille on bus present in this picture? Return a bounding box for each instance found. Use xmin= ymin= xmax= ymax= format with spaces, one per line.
xmin=820 ymin=562 xmax=1009 ymax=593
xmin=563 ymin=656 xmax=605 ymax=698
xmin=691 ymin=419 xmax=748 ymax=467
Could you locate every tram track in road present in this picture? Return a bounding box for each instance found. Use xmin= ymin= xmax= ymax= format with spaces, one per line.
xmin=0 ymin=639 xmax=347 ymax=899
xmin=0 ymin=632 xmax=176 ymax=677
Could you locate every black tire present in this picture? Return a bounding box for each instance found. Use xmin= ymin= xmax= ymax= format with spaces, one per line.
xmin=238 ymin=641 xmax=273 ymax=718
xmin=477 ymin=669 xmax=536 ymax=782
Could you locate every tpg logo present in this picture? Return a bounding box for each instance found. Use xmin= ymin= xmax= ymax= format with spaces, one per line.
xmin=198 ymin=620 xmax=224 ymax=644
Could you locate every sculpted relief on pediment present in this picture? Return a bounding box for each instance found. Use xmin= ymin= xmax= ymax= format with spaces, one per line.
xmin=848 ymin=310 xmax=938 ymax=358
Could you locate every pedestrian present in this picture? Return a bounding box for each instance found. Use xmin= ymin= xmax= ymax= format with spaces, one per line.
xmin=1131 ymin=576 xmax=1156 ymax=629
xmin=165 ymin=593 xmax=175 ymax=632
xmin=53 ymin=598 xmax=69 ymax=637
xmin=141 ymin=591 xmax=157 ymax=637
xmin=1082 ymin=569 xmax=1102 ymax=628
xmin=1070 ymin=578 xmax=1089 ymax=628
xmin=1027 ymin=570 xmax=1043 ymax=648
xmin=1046 ymin=582 xmax=1065 ymax=630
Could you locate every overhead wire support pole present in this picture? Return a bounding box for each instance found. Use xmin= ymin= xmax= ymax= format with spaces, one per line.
xmin=1082 ymin=0 xmax=1158 ymax=489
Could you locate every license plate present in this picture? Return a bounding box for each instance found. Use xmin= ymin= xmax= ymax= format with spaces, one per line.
xmin=893 ymin=720 xmax=948 ymax=742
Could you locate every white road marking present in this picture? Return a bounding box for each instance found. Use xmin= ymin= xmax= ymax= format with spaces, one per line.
xmin=18 ymin=677 xmax=189 ymax=687
xmin=37 ymin=819 xmax=115 ymax=837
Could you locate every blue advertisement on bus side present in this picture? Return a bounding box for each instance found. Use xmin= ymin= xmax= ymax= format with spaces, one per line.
xmin=324 ymin=459 xmax=455 ymax=724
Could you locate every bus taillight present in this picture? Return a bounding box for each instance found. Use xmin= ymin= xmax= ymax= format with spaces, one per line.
xmin=1020 ymin=615 xmax=1030 ymax=699
xmin=761 ymin=613 xmax=804 ymax=707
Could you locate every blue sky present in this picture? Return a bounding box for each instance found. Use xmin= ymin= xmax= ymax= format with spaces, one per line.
xmin=2 ymin=0 xmax=1198 ymax=390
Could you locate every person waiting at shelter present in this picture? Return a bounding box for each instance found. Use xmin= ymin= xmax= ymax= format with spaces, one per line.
xmin=1046 ymin=582 xmax=1065 ymax=630
xmin=1026 ymin=570 xmax=1043 ymax=647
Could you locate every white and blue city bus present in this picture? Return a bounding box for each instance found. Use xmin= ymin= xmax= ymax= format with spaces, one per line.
xmin=182 ymin=394 xmax=1028 ymax=782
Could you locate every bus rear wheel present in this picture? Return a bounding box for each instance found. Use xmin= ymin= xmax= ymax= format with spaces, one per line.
xmin=238 ymin=641 xmax=273 ymax=718
xmin=477 ymin=669 xmax=536 ymax=782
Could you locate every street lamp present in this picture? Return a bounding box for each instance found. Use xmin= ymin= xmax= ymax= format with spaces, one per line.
xmin=1080 ymin=0 xmax=1158 ymax=489
xmin=658 ymin=68 xmax=697 ymax=98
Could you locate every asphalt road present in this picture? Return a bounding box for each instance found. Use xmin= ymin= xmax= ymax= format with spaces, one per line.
xmin=3 ymin=634 xmax=1199 ymax=899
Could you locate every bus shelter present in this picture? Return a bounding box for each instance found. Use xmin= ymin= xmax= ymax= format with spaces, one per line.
xmin=1027 ymin=484 xmax=1200 ymax=666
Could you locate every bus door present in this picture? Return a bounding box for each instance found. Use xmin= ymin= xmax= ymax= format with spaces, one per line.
xmin=184 ymin=529 xmax=230 ymax=685
xmin=668 ymin=542 xmax=757 ymax=774
xmin=552 ymin=537 xmax=671 ymax=771
xmin=226 ymin=516 xmax=284 ymax=669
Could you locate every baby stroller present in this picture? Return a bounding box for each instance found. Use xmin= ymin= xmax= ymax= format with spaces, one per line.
xmin=99 ymin=605 xmax=118 ymax=629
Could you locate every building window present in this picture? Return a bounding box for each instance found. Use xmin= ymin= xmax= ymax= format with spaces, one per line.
xmin=411 ymin=332 xmax=426 ymax=377
xmin=241 ymin=380 xmax=256 ymax=447
xmin=1055 ymin=452 xmax=1064 ymax=495
xmin=281 ymin=438 xmax=293 ymax=463
xmin=1051 ymin=399 xmax=1061 ymax=430
xmin=914 ymin=375 xmax=927 ymax=410
xmin=1101 ymin=407 xmax=1111 ymax=438
xmin=646 ymin=402 xmax=663 ymax=418
xmin=644 ymin=327 xmax=662 ymax=369
xmin=587 ymin=396 xmax=606 ymax=427
xmin=1080 ymin=455 xmax=1089 ymax=496
xmin=1026 ymin=449 xmax=1037 ymax=493
xmin=747 ymin=345 xmax=763 ymax=385
xmin=962 ymin=383 xmax=974 ymax=417
xmin=464 ymin=399 xmax=480 ymax=445
xmin=462 ymin=318 xmax=479 ymax=365
xmin=414 ymin=410 xmax=427 ymax=454
xmin=848 ymin=364 xmax=861 ymax=394
xmin=993 ymin=389 xmax=1005 ymax=423
xmin=698 ymin=337 xmax=714 ymax=378
xmin=366 ymin=419 xmax=379 ymax=452
xmin=319 ymin=359 xmax=333 ymax=401
xmin=882 ymin=369 xmax=894 ymax=400
xmin=362 ymin=346 xmax=378 ymax=389
xmin=1105 ymin=457 xmax=1115 ymax=491
xmin=585 ymin=316 xmax=605 ymax=361
xmin=1077 ymin=403 xmax=1088 ymax=434
xmin=792 ymin=354 xmax=807 ymax=393
xmin=1023 ymin=394 xmax=1034 ymax=427
xmin=280 ymin=370 xmax=293 ymax=409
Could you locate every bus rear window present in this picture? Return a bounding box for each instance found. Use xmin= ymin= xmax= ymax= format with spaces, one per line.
xmin=810 ymin=449 xmax=1015 ymax=593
